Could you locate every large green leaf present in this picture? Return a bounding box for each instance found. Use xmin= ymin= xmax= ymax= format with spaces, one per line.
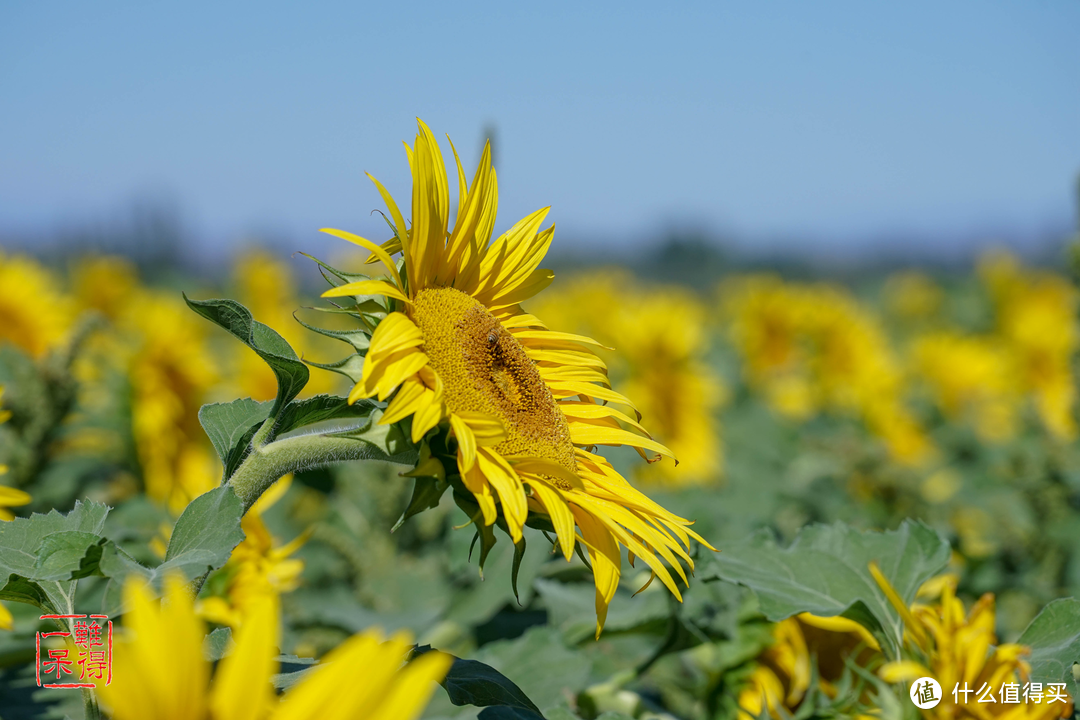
xmin=1018 ymin=598 xmax=1080 ymax=697
xmin=708 ymin=520 xmax=950 ymax=655
xmin=82 ymin=488 xmax=247 ymax=616
xmin=184 ymin=295 xmax=309 ymax=418
xmin=0 ymin=500 xmax=110 ymax=616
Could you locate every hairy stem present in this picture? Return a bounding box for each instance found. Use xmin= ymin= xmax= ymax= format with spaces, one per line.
xmin=227 ymin=431 xmax=415 ymax=513
xmin=182 ymin=425 xmax=414 ymax=599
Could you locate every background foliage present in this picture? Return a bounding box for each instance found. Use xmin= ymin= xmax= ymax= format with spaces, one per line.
xmin=2 ymin=240 xmax=1080 ymax=719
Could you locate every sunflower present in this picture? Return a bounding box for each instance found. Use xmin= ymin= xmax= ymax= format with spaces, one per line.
xmin=911 ymin=331 xmax=1019 ymax=442
xmin=0 ymin=250 xmax=74 ymax=357
xmin=873 ymin=567 xmax=1073 ymax=720
xmin=736 ymin=614 xmax=879 ymax=720
xmin=319 ymin=119 xmax=713 ymax=635
xmin=979 ymin=250 xmax=1079 ymax=441
xmin=72 ymin=255 xmax=141 ymax=322
xmin=98 ymin=575 xmax=451 ymax=720
xmin=721 ymin=276 xmax=933 ymax=465
xmin=128 ymin=292 xmax=220 ymax=513
xmin=533 ymin=272 xmax=725 ymax=486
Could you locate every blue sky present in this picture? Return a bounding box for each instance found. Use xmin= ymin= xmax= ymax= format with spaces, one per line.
xmin=1 ymin=0 xmax=1078 ymax=257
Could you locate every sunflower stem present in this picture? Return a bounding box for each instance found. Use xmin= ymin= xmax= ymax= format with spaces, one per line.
xmin=227 ymin=432 xmax=413 ymax=513
xmin=250 ymin=415 xmax=277 ymax=450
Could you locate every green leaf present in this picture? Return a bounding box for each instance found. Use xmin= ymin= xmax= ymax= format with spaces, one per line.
xmin=392 ymin=477 xmax=448 ymax=533
xmin=0 ymin=500 xmax=110 ymax=615
xmin=32 ymin=532 xmax=107 ymax=581
xmin=479 ymin=709 xmax=546 ymax=720
xmin=1018 ymin=598 xmax=1080 ymax=697
xmin=329 ymin=409 xmax=413 ymax=459
xmin=511 ymin=536 xmax=528 ymax=604
xmin=199 ymin=398 xmax=273 ymax=480
xmin=204 ymin=627 xmax=235 ymax=661
xmin=533 ymin=579 xmax=669 ymax=644
xmin=272 ymin=654 xmax=319 ymax=691
xmin=293 ymin=314 xmax=372 ymax=353
xmin=200 ymin=398 xmax=272 ymax=465
xmin=414 ymin=645 xmax=545 ymax=718
xmin=164 ymin=487 xmax=245 ymax=577
xmin=276 ymin=395 xmax=375 ymax=435
xmin=97 ymin=542 xmax=153 ymax=617
xmin=472 ymin=627 xmax=592 ymax=714
xmin=184 ymin=295 xmax=309 ymax=418
xmin=707 ymin=520 xmax=950 ymax=656
xmin=304 ymin=354 xmax=366 ymax=384
xmin=0 ymin=576 xmax=51 ymax=612
xmin=393 ymin=444 xmax=449 ymax=532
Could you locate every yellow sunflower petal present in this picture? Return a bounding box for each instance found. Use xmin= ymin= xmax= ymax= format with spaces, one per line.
xmin=568 ymin=424 xmax=675 ymax=462
xmin=0 ymin=486 xmax=31 ymax=508
xmin=461 ymin=463 xmax=499 ymax=527
xmin=879 ymin=660 xmax=933 ymax=684
xmin=322 ymin=279 xmax=412 ymax=305
xmin=450 ymin=414 xmax=478 ymax=473
xmin=319 ymin=228 xmax=403 ymax=289
xmin=368 ymin=648 xmax=453 ymax=720
xmin=365 ymin=350 xmax=429 ymax=401
xmin=524 ymin=480 xmax=577 ymax=560
xmin=474 ymin=449 xmax=528 ymax=542
xmin=570 ymin=507 xmax=622 ymax=639
xmin=453 ymin=410 xmax=507 ymax=445
xmin=209 ymin=595 xmax=278 ymax=720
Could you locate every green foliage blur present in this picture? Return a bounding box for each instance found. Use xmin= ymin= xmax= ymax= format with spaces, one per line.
xmin=2 ymin=234 xmax=1080 ymax=720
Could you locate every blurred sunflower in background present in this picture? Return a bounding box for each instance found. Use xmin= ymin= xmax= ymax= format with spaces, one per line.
xmin=911 ymin=332 xmax=1020 ymax=442
xmin=980 ymin=250 xmax=1079 ymax=441
xmin=126 ymin=293 xmax=220 ymax=513
xmin=735 ymin=613 xmax=880 ymax=720
xmin=0 ymin=385 xmax=30 ymax=523
xmin=318 ymin=119 xmax=714 ymax=635
xmin=0 ymin=251 xmax=74 ymax=357
xmin=534 ymin=272 xmax=725 ymax=486
xmin=233 ymin=249 xmax=340 ymax=400
xmin=721 ymin=276 xmax=932 ymax=464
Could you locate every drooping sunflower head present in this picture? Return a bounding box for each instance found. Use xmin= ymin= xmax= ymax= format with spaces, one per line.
xmin=307 ymin=119 xmax=715 ymax=635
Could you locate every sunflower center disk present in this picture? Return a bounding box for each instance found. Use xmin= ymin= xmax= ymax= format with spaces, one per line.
xmin=410 ymin=287 xmax=576 ymax=474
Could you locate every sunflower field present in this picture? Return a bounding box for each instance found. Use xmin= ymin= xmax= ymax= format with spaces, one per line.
xmin=2 ymin=121 xmax=1080 ymax=720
